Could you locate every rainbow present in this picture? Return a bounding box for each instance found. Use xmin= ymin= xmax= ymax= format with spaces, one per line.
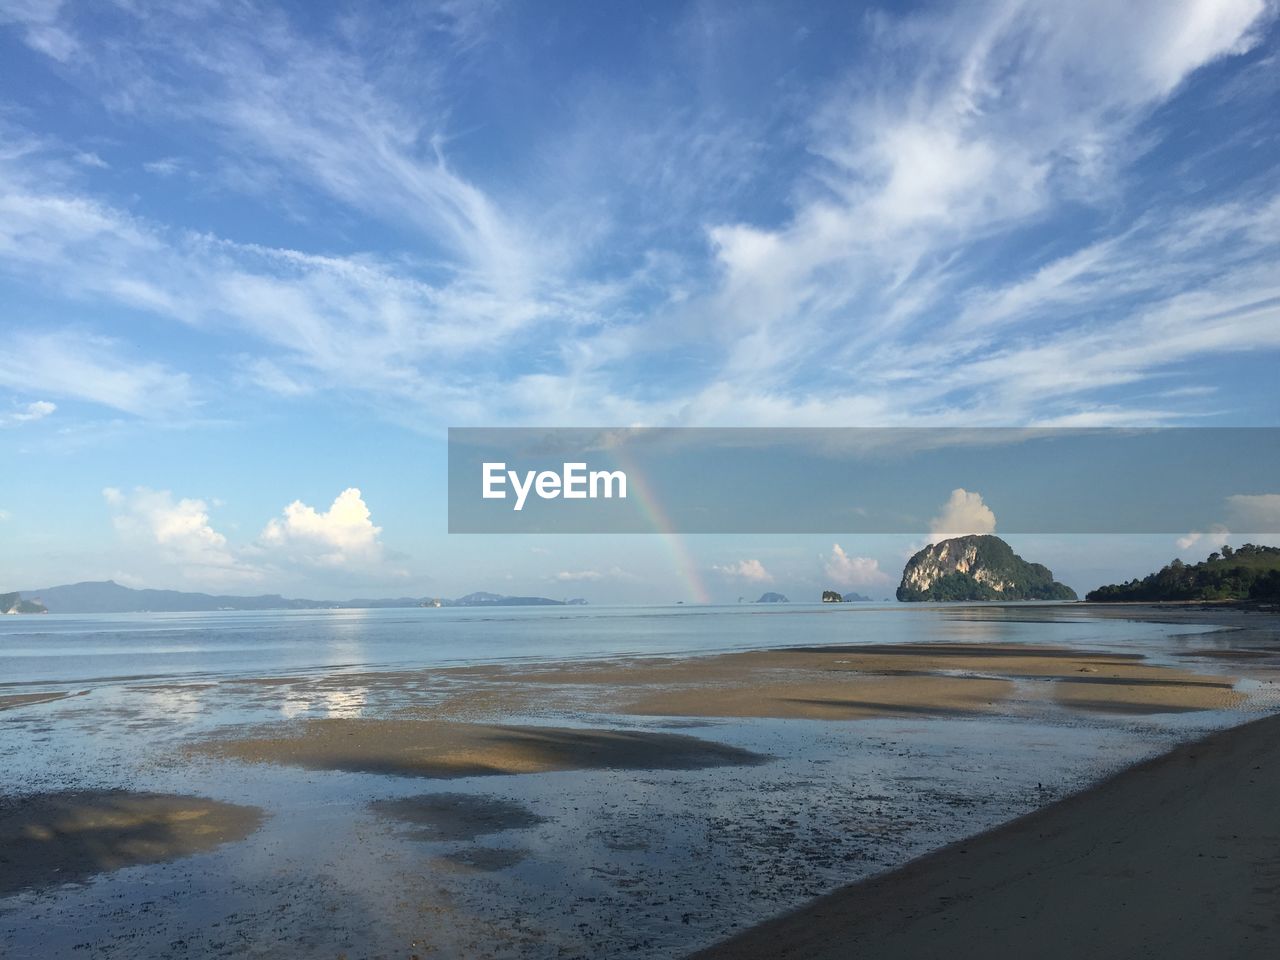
xmin=609 ymin=443 xmax=712 ymax=604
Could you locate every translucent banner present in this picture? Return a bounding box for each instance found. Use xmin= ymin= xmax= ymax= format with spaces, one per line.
xmin=447 ymin=427 xmax=1280 ymax=534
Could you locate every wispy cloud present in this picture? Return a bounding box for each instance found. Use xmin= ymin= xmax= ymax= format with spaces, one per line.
xmin=0 ymin=330 xmax=192 ymax=417
xmin=0 ymin=1 xmax=1276 ymax=433
xmin=550 ymin=566 xmax=637 ymax=584
xmin=0 ymin=399 xmax=55 ymax=426
xmin=0 ymin=0 xmax=76 ymax=61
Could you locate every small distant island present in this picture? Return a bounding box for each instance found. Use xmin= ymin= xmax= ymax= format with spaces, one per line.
xmin=1087 ymin=544 xmax=1280 ymax=602
xmin=821 ymin=590 xmax=874 ymax=602
xmin=1 ymin=591 xmax=46 ymax=615
xmin=897 ymin=535 xmax=1077 ymax=602
xmin=755 ymin=592 xmax=789 ymax=603
xmin=1 ymin=581 xmax=586 ymax=615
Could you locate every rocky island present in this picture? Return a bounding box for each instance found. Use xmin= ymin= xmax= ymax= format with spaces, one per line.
xmin=897 ymin=535 xmax=1077 ymax=602
xmin=1 ymin=592 xmax=46 ymax=614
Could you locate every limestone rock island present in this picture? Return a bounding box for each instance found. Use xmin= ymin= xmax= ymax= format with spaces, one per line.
xmin=897 ymin=535 xmax=1077 ymax=602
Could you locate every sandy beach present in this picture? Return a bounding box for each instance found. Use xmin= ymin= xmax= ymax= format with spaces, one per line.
xmin=253 ymin=633 xmax=1255 ymax=725
xmin=694 ymin=709 xmax=1280 ymax=959
xmin=194 ymin=718 xmax=767 ymax=777
xmin=2 ymin=603 xmax=1278 ymax=957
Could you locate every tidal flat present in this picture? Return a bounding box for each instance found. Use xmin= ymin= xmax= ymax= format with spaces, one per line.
xmin=1 ymin=603 xmax=1277 ymax=958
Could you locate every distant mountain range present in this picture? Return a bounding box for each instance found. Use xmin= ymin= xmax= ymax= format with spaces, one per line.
xmin=10 ymin=581 xmax=586 ymax=614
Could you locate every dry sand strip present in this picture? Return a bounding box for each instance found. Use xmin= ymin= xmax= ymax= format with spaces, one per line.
xmin=691 ymin=712 xmax=1280 ymax=960
xmin=0 ymin=790 xmax=263 ymax=897
xmin=193 ymin=719 xmax=768 ymax=778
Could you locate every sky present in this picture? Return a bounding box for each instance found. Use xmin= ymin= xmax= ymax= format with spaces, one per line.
xmin=1 ymin=0 xmax=1278 ymax=603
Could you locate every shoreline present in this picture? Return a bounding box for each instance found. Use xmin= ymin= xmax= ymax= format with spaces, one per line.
xmin=3 ymin=605 xmax=1278 ymax=958
xmin=692 ymin=710 xmax=1280 ymax=959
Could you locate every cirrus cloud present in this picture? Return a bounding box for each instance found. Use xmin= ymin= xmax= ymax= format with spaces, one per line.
xmin=0 ymin=399 xmax=56 ymax=426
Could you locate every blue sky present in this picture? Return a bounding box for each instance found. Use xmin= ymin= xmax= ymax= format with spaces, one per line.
xmin=1 ymin=0 xmax=1278 ymax=602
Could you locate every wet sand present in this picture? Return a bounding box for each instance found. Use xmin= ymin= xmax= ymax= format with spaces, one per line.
xmin=0 ymin=790 xmax=262 ymax=896
xmin=5 ymin=604 xmax=1278 ymax=957
xmin=693 ymin=710 xmax=1280 ymax=960
xmin=194 ymin=719 xmax=768 ymax=778
xmin=371 ymin=792 xmax=547 ymax=841
xmin=375 ymin=641 xmax=1249 ymax=721
xmin=0 ymin=690 xmax=84 ymax=712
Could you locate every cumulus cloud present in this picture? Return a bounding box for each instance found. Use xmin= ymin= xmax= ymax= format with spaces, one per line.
xmin=929 ymin=489 xmax=997 ymax=542
xmin=712 ymin=559 xmax=774 ymax=583
xmin=1175 ymin=494 xmax=1280 ymax=551
xmin=0 ymin=399 xmax=56 ymax=426
xmin=260 ymin=487 xmax=385 ymax=568
xmin=1224 ymin=493 xmax=1280 ymax=532
xmin=823 ymin=544 xmax=891 ymax=589
xmin=1176 ymin=524 xmax=1232 ymax=551
xmin=102 ymin=486 xmax=260 ymax=584
xmin=99 ymin=485 xmax=405 ymax=588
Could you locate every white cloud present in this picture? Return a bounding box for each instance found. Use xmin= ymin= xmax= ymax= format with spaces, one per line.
xmin=929 ymin=488 xmax=997 ymax=542
xmin=0 ymin=330 xmax=192 ymax=417
xmin=260 ymin=487 xmax=386 ymax=569
xmin=0 ymin=399 xmax=56 ymax=426
xmin=0 ymin=2 xmax=1275 ymax=433
xmin=1225 ymin=493 xmax=1280 ymax=532
xmin=0 ymin=508 xmax=10 ymax=521
xmin=142 ymin=157 xmax=183 ymax=177
xmin=103 ymin=486 xmax=260 ymax=585
xmin=98 ymin=485 xmax=407 ymax=589
xmin=74 ymin=151 xmax=107 ymax=169
xmin=551 ymin=566 xmax=636 ymax=583
xmin=0 ymin=0 xmax=78 ymax=61
xmin=823 ymin=544 xmax=891 ymax=589
xmin=1176 ymin=524 xmax=1232 ymax=551
xmin=711 ymin=558 xmax=774 ymax=583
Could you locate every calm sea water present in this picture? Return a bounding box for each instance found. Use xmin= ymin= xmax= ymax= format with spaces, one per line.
xmin=0 ymin=602 xmax=1213 ymax=688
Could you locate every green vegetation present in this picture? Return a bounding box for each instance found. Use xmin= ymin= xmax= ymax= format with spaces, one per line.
xmin=821 ymin=590 xmax=844 ymax=603
xmin=0 ymin=592 xmax=47 ymax=614
xmin=1086 ymin=544 xmax=1280 ymax=602
xmin=897 ymin=535 xmax=1077 ymax=602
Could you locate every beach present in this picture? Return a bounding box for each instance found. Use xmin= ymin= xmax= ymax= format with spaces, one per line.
xmin=1 ymin=603 xmax=1278 ymax=957
xmin=695 ymin=710 xmax=1280 ymax=959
